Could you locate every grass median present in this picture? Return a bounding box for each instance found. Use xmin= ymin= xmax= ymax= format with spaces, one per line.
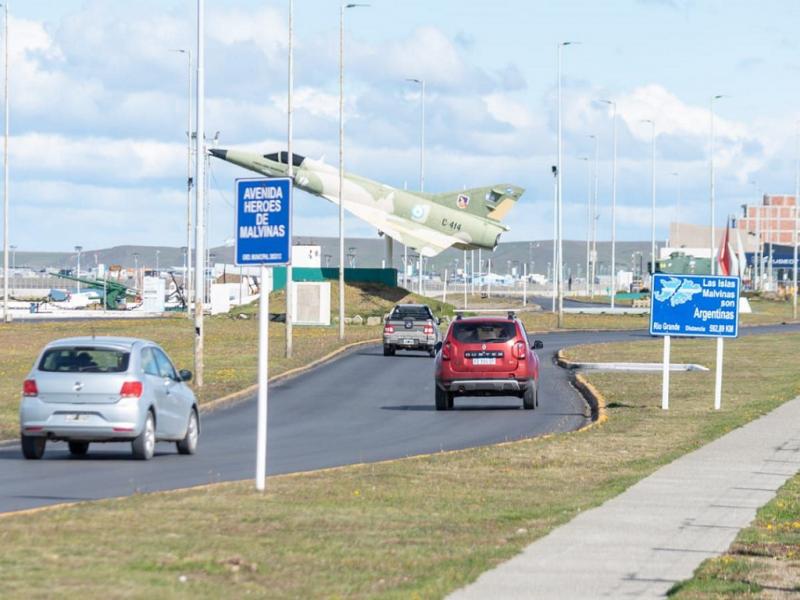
xmin=2 ymin=330 xmax=800 ymax=598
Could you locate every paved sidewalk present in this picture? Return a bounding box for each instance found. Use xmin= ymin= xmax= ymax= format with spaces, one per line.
xmin=450 ymin=396 xmax=800 ymax=599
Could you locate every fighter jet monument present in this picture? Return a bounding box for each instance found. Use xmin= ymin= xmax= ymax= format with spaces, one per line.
xmin=210 ymin=149 xmax=524 ymax=258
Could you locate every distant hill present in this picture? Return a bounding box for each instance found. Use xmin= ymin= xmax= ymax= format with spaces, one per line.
xmin=5 ymin=238 xmax=661 ymax=277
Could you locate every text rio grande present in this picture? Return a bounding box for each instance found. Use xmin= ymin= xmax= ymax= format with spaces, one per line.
xmin=239 ymin=186 xmax=285 ymax=239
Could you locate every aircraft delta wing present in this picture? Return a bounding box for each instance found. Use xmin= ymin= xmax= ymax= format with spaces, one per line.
xmin=210 ymin=149 xmax=524 ymax=257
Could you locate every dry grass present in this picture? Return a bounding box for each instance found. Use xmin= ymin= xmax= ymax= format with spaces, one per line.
xmin=2 ymin=333 xmax=799 ymax=598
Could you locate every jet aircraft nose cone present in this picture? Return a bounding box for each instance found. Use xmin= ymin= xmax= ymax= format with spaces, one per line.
xmin=208 ymin=148 xmax=227 ymax=160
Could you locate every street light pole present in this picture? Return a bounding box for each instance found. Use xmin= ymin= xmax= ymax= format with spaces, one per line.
xmin=580 ymin=156 xmax=591 ymax=296
xmin=338 ymin=2 xmax=368 ymax=340
xmin=589 ymin=134 xmax=599 ymax=297
xmin=641 ymin=119 xmax=656 ymax=280
xmin=709 ymin=94 xmax=724 ymax=275
xmin=406 ymin=78 xmax=425 ymax=193
xmin=407 ymin=77 xmax=425 ymax=297
xmin=601 ymin=99 xmax=618 ymax=308
xmin=286 ymin=0 xmax=295 ymax=358
xmin=1 ymin=3 xmax=8 ymax=323
xmin=750 ymin=179 xmax=761 ymax=290
xmin=551 ymin=165 xmax=557 ymax=313
xmin=794 ymin=122 xmax=799 ymax=319
xmin=171 ymin=48 xmax=193 ymax=319
xmin=75 ymin=246 xmax=83 ymax=293
xmin=194 ymin=0 xmax=206 ymax=387
xmin=672 ymin=172 xmax=681 ymax=246
xmin=556 ymin=41 xmax=576 ymax=328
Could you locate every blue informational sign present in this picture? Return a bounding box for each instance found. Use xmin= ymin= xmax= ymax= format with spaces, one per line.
xmin=235 ymin=177 xmax=292 ymax=266
xmin=649 ymin=274 xmax=740 ymax=338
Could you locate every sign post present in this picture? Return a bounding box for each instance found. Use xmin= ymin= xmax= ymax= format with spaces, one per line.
xmin=235 ymin=177 xmax=292 ymax=491
xmin=650 ymin=274 xmax=740 ymax=410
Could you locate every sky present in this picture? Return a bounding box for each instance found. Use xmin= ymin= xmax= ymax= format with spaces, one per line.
xmin=5 ymin=0 xmax=800 ymax=252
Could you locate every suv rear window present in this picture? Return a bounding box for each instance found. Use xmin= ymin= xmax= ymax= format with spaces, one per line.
xmin=391 ymin=307 xmax=432 ymax=320
xmin=452 ymin=321 xmax=517 ymax=343
xmin=39 ymin=347 xmax=130 ymax=373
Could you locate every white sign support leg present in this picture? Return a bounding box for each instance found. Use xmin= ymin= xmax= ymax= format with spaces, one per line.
xmin=661 ymin=335 xmax=670 ymax=410
xmin=714 ymin=336 xmax=724 ymax=410
xmin=442 ymin=268 xmax=448 ymax=305
xmin=256 ymin=264 xmax=270 ymax=491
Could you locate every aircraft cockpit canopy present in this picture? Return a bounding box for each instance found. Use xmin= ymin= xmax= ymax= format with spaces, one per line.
xmin=264 ymin=152 xmax=305 ymax=167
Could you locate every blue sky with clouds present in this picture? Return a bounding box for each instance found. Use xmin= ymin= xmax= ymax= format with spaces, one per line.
xmin=6 ymin=0 xmax=800 ymax=251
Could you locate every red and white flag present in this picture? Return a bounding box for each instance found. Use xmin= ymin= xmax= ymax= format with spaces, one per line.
xmin=717 ymin=218 xmax=733 ymax=276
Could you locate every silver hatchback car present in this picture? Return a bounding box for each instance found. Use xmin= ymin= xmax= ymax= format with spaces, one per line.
xmin=19 ymin=336 xmax=199 ymax=461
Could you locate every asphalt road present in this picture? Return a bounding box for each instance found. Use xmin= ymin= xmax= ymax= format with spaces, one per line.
xmin=1 ymin=324 xmax=796 ymax=514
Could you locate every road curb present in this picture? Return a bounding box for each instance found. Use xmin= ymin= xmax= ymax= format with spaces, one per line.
xmin=556 ymin=349 xmax=606 ymax=430
xmin=199 ymin=338 xmax=381 ymax=414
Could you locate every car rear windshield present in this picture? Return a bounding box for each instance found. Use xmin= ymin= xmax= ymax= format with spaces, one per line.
xmin=38 ymin=347 xmax=130 ymax=373
xmin=391 ymin=307 xmax=432 ymax=320
xmin=452 ymin=321 xmax=517 ymax=343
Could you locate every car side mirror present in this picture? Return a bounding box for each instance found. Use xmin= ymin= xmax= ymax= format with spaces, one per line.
xmin=532 ymin=340 xmax=543 ymax=350
xmin=434 ymin=341 xmax=443 ymax=352
xmin=179 ymin=369 xmax=193 ymax=382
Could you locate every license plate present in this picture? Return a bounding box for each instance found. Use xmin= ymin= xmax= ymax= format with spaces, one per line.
xmin=403 ymin=339 xmax=416 ymax=345
xmin=471 ymin=357 xmax=496 ymax=365
xmin=67 ymin=414 xmax=89 ymax=422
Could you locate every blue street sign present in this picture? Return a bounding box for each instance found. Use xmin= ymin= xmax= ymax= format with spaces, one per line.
xmin=650 ymin=274 xmax=740 ymax=338
xmin=235 ymin=177 xmax=292 ymax=266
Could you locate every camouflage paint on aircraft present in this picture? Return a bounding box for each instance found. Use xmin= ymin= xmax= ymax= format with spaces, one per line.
xmin=210 ymin=149 xmax=524 ymax=257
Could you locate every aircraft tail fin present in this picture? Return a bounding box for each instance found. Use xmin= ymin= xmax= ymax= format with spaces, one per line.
xmin=428 ymin=185 xmax=524 ymax=222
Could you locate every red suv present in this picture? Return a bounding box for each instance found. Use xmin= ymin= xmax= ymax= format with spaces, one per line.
xmin=433 ymin=312 xmax=543 ymax=411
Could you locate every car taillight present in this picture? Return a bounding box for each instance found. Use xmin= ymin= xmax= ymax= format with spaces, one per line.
xmin=442 ymin=342 xmax=452 ymax=361
xmin=513 ymin=341 xmax=527 ymax=359
xmin=22 ymin=379 xmax=38 ymax=397
xmin=384 ymin=324 xmax=395 ymax=334
xmin=423 ymin=324 xmax=434 ymax=335
xmin=120 ymin=381 xmax=143 ymax=398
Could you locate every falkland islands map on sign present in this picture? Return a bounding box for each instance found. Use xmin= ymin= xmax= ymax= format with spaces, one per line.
xmin=653 ymin=277 xmax=703 ymax=307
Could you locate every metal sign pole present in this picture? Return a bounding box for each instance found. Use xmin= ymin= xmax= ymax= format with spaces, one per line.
xmin=714 ymin=337 xmax=724 ymax=410
xmin=235 ymin=177 xmax=291 ymax=493
xmin=256 ymin=263 xmax=269 ymax=491
xmin=442 ymin=268 xmax=448 ymax=305
xmin=661 ymin=335 xmax=670 ymax=410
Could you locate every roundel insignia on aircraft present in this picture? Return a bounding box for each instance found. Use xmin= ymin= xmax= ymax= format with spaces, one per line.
xmin=457 ymin=194 xmax=470 ymax=209
xmin=410 ymin=204 xmax=430 ymax=222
